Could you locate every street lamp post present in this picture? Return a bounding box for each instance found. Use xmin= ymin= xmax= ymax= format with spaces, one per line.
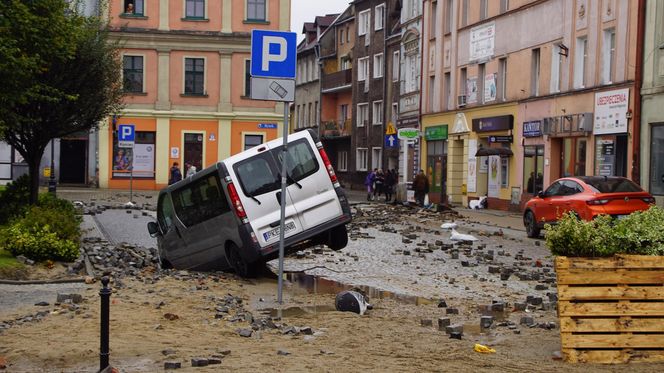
xmin=48 ymin=140 xmax=56 ymax=194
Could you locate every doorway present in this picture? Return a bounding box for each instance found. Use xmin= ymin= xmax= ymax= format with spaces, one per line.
xmin=183 ymin=132 xmax=204 ymax=172
xmin=59 ymin=139 xmax=87 ymax=184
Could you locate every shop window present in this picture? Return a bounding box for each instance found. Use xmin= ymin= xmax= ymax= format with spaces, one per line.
xmin=500 ymin=157 xmax=509 ymax=188
xmin=426 ymin=140 xmax=447 ymax=194
xmin=123 ymin=55 xmax=143 ymax=93
xmin=112 ymin=131 xmax=155 ymax=178
xmin=561 ymin=138 xmax=586 ymax=177
xmin=243 ymin=134 xmax=263 ymax=151
xmin=650 ymin=124 xmax=664 ymax=195
xmin=184 ymin=58 xmax=205 ymax=95
xmin=523 ymin=145 xmax=544 ymax=194
xmin=123 ymin=1 xmax=144 ymax=16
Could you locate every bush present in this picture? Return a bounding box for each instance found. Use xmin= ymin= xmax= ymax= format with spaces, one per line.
xmin=0 ymin=196 xmax=81 ymax=262
xmin=545 ymin=206 xmax=664 ymax=257
xmin=0 ymin=175 xmax=30 ymax=225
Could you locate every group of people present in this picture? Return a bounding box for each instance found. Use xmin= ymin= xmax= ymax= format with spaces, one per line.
xmin=168 ymin=162 xmax=197 ymax=185
xmin=364 ymin=168 xmax=398 ymax=202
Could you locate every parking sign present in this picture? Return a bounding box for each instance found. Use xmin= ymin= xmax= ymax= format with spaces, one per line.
xmin=118 ymin=124 xmax=135 ymax=148
xmin=250 ymin=30 xmax=297 ymax=79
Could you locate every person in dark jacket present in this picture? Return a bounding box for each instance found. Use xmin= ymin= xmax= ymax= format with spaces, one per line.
xmin=373 ymin=169 xmax=385 ymax=200
xmin=384 ymin=169 xmax=395 ymax=202
xmin=169 ymin=162 xmax=182 ymax=185
xmin=413 ymin=169 xmax=429 ymax=207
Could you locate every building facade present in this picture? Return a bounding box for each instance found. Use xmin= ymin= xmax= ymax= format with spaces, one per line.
xmin=640 ymin=0 xmax=664 ymax=205
xmin=422 ymin=0 xmax=641 ymax=210
xmin=101 ymin=0 xmax=290 ymax=190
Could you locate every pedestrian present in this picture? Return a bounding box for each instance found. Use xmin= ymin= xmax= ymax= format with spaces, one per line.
xmin=374 ymin=169 xmax=385 ymax=200
xmin=169 ymin=162 xmax=182 ymax=185
xmin=364 ymin=168 xmax=376 ymax=201
xmin=413 ymin=169 xmax=429 ymax=207
xmin=185 ymin=162 xmax=197 ymax=177
xmin=384 ymin=169 xmax=395 ymax=202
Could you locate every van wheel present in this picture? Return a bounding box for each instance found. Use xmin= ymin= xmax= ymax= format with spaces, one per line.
xmin=524 ymin=211 xmax=540 ymax=238
xmin=159 ymin=255 xmax=172 ymax=269
xmin=228 ymin=243 xmax=260 ymax=278
xmin=327 ymin=225 xmax=349 ymax=251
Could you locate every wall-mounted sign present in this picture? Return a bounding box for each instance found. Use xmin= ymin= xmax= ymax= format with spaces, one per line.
xmin=488 ymin=135 xmax=513 ymax=143
xmin=466 ymin=77 xmax=478 ymax=104
xmin=594 ymin=88 xmax=629 ymax=135
xmin=209 ymin=133 xmax=216 ymax=141
xmin=170 ymin=147 xmax=180 ymax=159
xmin=484 ymin=73 xmax=496 ymax=102
xmin=472 ymin=115 xmax=514 ymax=132
xmin=258 ymin=123 xmax=277 ymax=129
xmin=397 ymin=128 xmax=420 ymax=140
xmin=523 ymin=120 xmax=542 ymax=137
xmin=424 ymin=125 xmax=448 ymax=141
xmin=470 ymin=22 xmax=495 ymax=62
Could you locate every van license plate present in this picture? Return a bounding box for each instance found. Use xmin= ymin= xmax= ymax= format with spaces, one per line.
xmin=263 ymin=221 xmax=296 ymax=241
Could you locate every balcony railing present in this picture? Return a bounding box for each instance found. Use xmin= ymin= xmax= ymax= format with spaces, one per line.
xmin=320 ymin=119 xmax=352 ymax=139
xmin=321 ymin=69 xmax=353 ymax=92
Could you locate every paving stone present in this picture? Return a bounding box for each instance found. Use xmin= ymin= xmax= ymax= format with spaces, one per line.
xmin=520 ymin=316 xmax=534 ymax=326
xmin=207 ymin=357 xmax=222 ymax=364
xmin=237 ymin=329 xmax=253 ymax=337
xmin=164 ymin=361 xmax=181 ymax=369
xmin=449 ymin=332 xmax=463 ymax=340
xmin=446 ymin=308 xmax=459 ymax=315
xmin=437 ymin=317 xmax=451 ymax=331
xmin=480 ymin=316 xmax=494 ymax=329
xmin=437 ymin=299 xmax=447 ymax=308
xmin=191 ymin=358 xmax=209 ymax=367
xmin=445 ymin=324 xmax=463 ymax=334
xmin=513 ymin=302 xmax=527 ymax=311
xmin=420 ymin=319 xmax=433 ymax=327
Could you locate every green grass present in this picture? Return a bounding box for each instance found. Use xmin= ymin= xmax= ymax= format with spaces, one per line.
xmin=0 ymin=248 xmax=28 ymax=279
xmin=0 ymin=248 xmax=20 ymax=267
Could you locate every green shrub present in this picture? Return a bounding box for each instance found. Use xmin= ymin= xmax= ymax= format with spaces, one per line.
xmin=545 ymin=206 xmax=664 ymax=257
xmin=0 ymin=175 xmax=30 ymax=225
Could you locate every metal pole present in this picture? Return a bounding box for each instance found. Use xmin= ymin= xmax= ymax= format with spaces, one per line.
xmin=277 ymin=103 xmax=289 ymax=304
xmin=48 ymin=140 xmax=57 ymax=194
xmin=129 ymin=143 xmax=134 ymax=203
xmin=99 ymin=276 xmax=111 ymax=371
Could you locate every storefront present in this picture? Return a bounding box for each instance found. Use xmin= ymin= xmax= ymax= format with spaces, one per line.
xmin=424 ymin=125 xmax=448 ymax=204
xmin=542 ymin=112 xmax=593 ymax=180
xmin=522 ymin=120 xmax=544 ymax=202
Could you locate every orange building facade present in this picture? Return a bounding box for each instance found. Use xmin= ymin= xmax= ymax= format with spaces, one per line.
xmin=101 ymin=0 xmax=291 ymax=190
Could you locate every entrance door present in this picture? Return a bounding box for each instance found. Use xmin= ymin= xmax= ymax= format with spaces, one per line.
xmin=183 ymin=132 xmax=204 ymax=172
xmin=60 ymin=139 xmax=87 ymax=184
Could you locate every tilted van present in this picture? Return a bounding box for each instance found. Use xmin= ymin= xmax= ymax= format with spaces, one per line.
xmin=147 ymin=129 xmax=352 ymax=277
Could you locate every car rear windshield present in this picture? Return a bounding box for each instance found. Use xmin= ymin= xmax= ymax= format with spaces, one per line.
xmin=233 ymin=138 xmax=319 ymax=197
xmin=583 ymin=178 xmax=643 ymax=193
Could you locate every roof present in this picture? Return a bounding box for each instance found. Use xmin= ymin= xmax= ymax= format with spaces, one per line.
xmin=314 ymin=14 xmax=339 ymax=28
xmin=302 ymin=22 xmax=315 ymax=34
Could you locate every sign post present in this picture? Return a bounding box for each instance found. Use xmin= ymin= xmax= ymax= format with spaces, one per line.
xmin=250 ymin=30 xmax=297 ymax=304
xmin=118 ymin=124 xmax=135 ymax=203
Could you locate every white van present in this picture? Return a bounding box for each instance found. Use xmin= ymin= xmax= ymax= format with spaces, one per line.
xmin=147 ymin=129 xmax=351 ymax=277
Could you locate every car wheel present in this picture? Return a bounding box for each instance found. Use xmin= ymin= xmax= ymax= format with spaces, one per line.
xmin=524 ymin=211 xmax=541 ymax=238
xmin=159 ymin=257 xmax=173 ymax=270
xmin=228 ymin=243 xmax=261 ymax=278
xmin=327 ymin=225 xmax=349 ymax=251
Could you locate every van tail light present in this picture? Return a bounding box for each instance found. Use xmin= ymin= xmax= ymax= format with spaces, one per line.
xmin=642 ymin=197 xmax=656 ymax=204
xmin=587 ymin=199 xmax=609 ymax=206
xmin=227 ymin=183 xmax=248 ymax=223
xmin=317 ymin=145 xmax=340 ymax=187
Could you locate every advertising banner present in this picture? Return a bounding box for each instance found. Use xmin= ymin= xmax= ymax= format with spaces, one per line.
xmin=488 ymin=155 xmax=501 ymax=198
xmin=467 ymin=140 xmax=477 ymax=193
xmin=594 ymin=88 xmax=629 ymax=135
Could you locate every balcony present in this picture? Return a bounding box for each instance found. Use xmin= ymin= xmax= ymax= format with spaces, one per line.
xmin=320 ymin=119 xmax=352 ymax=139
xmin=321 ymin=69 xmax=353 ymax=93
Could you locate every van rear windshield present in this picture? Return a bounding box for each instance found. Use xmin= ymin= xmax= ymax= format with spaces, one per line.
xmin=582 ymin=178 xmax=643 ymax=193
xmin=234 ymin=138 xmax=319 ymax=197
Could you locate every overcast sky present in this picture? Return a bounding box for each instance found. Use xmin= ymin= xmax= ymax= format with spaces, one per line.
xmin=291 ymin=0 xmax=351 ymax=42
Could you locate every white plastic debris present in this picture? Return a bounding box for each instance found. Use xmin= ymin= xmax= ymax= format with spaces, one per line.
xmin=440 ymin=222 xmax=458 ymax=230
xmin=124 ymin=201 xmax=136 ymax=208
xmin=469 ymin=196 xmax=487 ymax=210
xmin=335 ymin=290 xmax=371 ymax=315
xmin=73 ymin=201 xmax=85 ymax=207
xmin=450 ymin=229 xmax=478 ymax=242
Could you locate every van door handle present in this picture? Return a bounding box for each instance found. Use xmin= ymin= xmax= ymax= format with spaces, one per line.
xmin=276 ymin=191 xmax=282 ymax=205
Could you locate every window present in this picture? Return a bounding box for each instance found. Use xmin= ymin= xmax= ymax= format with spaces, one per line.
xmin=246 ymin=0 xmax=266 ymax=21
xmin=358 ymin=10 xmax=370 ymax=36
xmin=478 ymin=63 xmax=485 ymax=103
xmin=112 ymin=131 xmax=155 ymax=178
xmin=372 ymin=101 xmax=383 ymax=125
xmin=314 ymin=101 xmax=318 ymax=125
xmin=340 ymin=104 xmax=348 ymax=121
xmin=574 ymin=37 xmax=587 ymax=88
xmin=498 ymin=58 xmax=507 ymax=100
xmin=444 ymin=0 xmax=452 ymax=34
xmin=346 ymin=26 xmax=350 ymax=42
xmin=373 ymin=53 xmax=384 ymax=78
xmin=430 ymin=2 xmax=437 ymax=36
xmin=444 ymin=72 xmax=451 ymax=109
xmin=340 ymin=29 xmax=344 ymax=44
xmin=429 ymin=76 xmax=435 ymax=111
xmin=375 ymin=4 xmax=385 ymax=30
xmin=244 ymin=59 xmax=251 ymax=97
xmin=157 ymin=194 xmax=175 ymax=232
xmin=551 ymin=45 xmax=562 ymax=93
xmin=244 ymin=134 xmax=263 ymax=151
xmin=523 ymin=145 xmax=544 ymax=194
xmin=392 ymin=102 xmax=398 ymax=123
xmin=171 ymin=174 xmax=230 ymax=228
xmin=341 ymin=57 xmax=351 ymax=70
xmin=531 ymin=48 xmax=540 ymax=96
xmin=461 ymin=0 xmax=468 ymax=27
xmin=338 ymin=151 xmax=348 ymax=171
xmin=561 ymin=138 xmax=587 ymax=177
xmin=392 ymin=51 xmax=400 ymax=82
xmin=123 ymin=1 xmax=144 ymax=16
xmin=372 ymin=147 xmax=382 ymax=170
xmin=405 ymin=53 xmax=418 ymax=92
xmin=460 ymin=67 xmax=467 ymax=95
xmin=184 ymin=58 xmax=205 ymax=95
xmin=480 ymin=0 xmax=488 ymax=20
xmin=500 ymin=0 xmax=509 ymax=13
xmin=308 ymin=103 xmax=313 ymax=125
xmin=358 ymin=57 xmax=369 ymax=81
xmin=650 ymin=125 xmax=664 ymax=195
xmin=500 ymin=157 xmax=509 ymax=188
xmin=356 ymin=148 xmax=368 ymax=171
xmin=185 ymin=0 xmax=205 ymax=18
xmin=602 ymin=29 xmax=615 ymax=84
xmin=357 ymin=103 xmax=368 ymax=127
xmin=123 ymin=55 xmax=143 ymax=93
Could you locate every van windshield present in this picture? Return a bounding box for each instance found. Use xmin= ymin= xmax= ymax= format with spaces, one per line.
xmin=234 ymin=138 xmax=319 ymax=197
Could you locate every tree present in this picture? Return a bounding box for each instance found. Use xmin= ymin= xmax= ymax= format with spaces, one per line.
xmin=0 ymin=0 xmax=123 ymax=204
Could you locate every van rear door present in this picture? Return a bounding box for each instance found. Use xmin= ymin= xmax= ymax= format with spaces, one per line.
xmin=270 ymin=131 xmax=343 ymax=231
xmin=227 ymin=145 xmax=303 ymax=247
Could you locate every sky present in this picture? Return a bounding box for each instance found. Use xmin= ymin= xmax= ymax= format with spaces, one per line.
xmin=290 ymin=0 xmax=351 ymax=42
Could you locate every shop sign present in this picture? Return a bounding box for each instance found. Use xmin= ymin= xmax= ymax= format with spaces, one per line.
xmin=523 ymin=120 xmax=542 ymax=137
xmin=397 ymin=116 xmax=419 ymax=127
xmin=472 ymin=115 xmax=514 ymax=132
xmin=594 ymin=88 xmax=629 ymax=135
xmin=424 ymin=125 xmax=448 ymax=141
xmin=258 ymin=123 xmax=277 ymax=129
xmin=397 ymin=128 xmax=420 ymax=140
xmin=488 ymin=135 xmax=513 ymax=143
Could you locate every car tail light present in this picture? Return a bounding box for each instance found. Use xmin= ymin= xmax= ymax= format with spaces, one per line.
xmin=227 ymin=182 xmax=248 ymax=223
xmin=317 ymin=143 xmax=339 ymax=187
xmin=587 ymin=199 xmax=609 ymax=205
xmin=642 ymin=197 xmax=656 ymax=204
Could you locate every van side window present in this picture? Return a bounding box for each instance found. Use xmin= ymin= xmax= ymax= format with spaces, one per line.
xmin=275 ymin=139 xmax=319 ymax=182
xmin=157 ymin=193 xmax=175 ymax=232
xmin=172 ymin=174 xmax=230 ymax=227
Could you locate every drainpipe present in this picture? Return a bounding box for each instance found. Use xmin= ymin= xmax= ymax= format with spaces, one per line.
xmin=632 ymin=0 xmax=645 ymax=184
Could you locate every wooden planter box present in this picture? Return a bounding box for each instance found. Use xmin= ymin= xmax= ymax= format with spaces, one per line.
xmin=555 ymin=255 xmax=664 ymax=363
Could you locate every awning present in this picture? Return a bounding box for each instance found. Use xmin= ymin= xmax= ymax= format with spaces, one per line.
xmin=475 ymin=148 xmax=513 ymax=157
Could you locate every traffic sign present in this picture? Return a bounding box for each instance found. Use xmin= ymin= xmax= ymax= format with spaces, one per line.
xmin=397 ymin=127 xmax=420 ymax=140
xmin=385 ymin=134 xmax=399 ymax=148
xmin=250 ymin=30 xmax=297 ymax=79
xmin=251 ymin=77 xmax=295 ymax=102
xmin=386 ymin=122 xmax=396 ymax=135
xmin=118 ymin=124 xmax=135 ymax=148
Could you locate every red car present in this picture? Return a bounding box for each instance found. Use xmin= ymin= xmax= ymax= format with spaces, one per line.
xmin=523 ymin=176 xmax=656 ymax=238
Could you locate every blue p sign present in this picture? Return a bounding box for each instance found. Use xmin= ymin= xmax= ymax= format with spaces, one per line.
xmin=250 ymin=30 xmax=297 ymax=79
xmin=118 ymin=125 xmax=135 ymax=141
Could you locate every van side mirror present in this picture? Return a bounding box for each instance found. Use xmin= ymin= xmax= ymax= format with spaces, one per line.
xmin=537 ymin=190 xmax=545 ymax=199
xmin=147 ymin=221 xmax=161 ymax=237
